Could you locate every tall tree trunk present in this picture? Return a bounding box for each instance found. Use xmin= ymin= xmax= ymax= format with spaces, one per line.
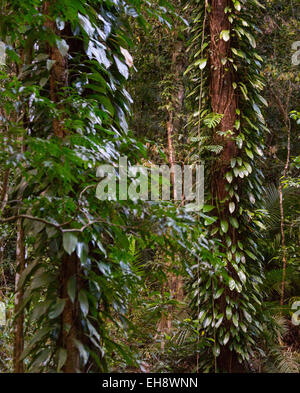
xmin=13 ymin=218 xmax=25 ymax=373
xmin=158 ymin=34 xmax=186 ymax=344
xmin=0 ymin=169 xmax=10 ymax=295
xmin=269 ymin=85 xmax=292 ymax=308
xmin=60 ymin=253 xmax=81 ymax=372
xmin=209 ymin=0 xmax=243 ymax=373
xmin=43 ymin=1 xmax=80 ymax=372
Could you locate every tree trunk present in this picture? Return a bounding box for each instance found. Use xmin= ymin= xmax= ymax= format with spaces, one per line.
xmin=209 ymin=0 xmax=243 ymax=373
xmin=13 ymin=218 xmax=25 ymax=373
xmin=60 ymin=253 xmax=81 ymax=373
xmin=43 ymin=1 xmax=80 ymax=372
xmin=158 ymin=34 xmax=186 ymax=344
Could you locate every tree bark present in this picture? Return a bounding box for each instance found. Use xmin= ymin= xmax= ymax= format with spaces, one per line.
xmin=13 ymin=218 xmax=25 ymax=373
xmin=43 ymin=0 xmax=68 ymax=138
xmin=158 ymin=34 xmax=186 ymax=343
xmin=43 ymin=1 xmax=80 ymax=372
xmin=209 ymin=0 xmax=243 ymax=373
xmin=60 ymin=253 xmax=81 ymax=373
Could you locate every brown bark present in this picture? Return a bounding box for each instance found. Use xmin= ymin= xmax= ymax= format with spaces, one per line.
xmin=269 ymin=85 xmax=292 ymax=308
xmin=0 ymin=170 xmax=10 ymax=296
xmin=159 ymin=36 xmax=186 ymax=342
xmin=167 ymin=39 xmax=186 ymax=197
xmin=60 ymin=253 xmax=81 ymax=373
xmin=209 ymin=0 xmax=243 ymax=373
xmin=209 ymin=0 xmax=238 ymax=204
xmin=43 ymin=1 xmax=68 ymax=138
xmin=13 ymin=218 xmax=25 ymax=373
xmin=43 ymin=1 xmax=80 ymax=372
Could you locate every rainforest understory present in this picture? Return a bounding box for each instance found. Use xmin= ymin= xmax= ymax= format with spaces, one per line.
xmin=0 ymin=0 xmax=299 ymax=374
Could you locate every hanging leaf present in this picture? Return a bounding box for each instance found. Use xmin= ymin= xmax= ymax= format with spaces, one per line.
xmin=226 ymin=306 xmax=232 ymax=320
xmin=232 ymin=314 xmax=239 ymax=327
xmin=220 ymin=30 xmax=230 ymax=42
xmin=114 ymin=55 xmax=129 ymax=79
xmin=63 ymin=233 xmax=78 ymax=255
xmin=226 ymin=172 xmax=233 ymax=183
xmin=56 ymin=39 xmax=69 ymax=57
xmin=196 ymin=58 xmax=207 ymax=70
xmin=57 ymin=348 xmax=67 ymax=372
xmin=221 ymin=220 xmax=229 ymax=233
xmin=229 ymin=202 xmax=235 ymax=213
xmin=49 ymin=299 xmax=66 ymax=319
xmin=229 ymin=278 xmax=235 ymax=291
xmin=79 ymin=289 xmax=89 ymax=317
xmin=120 ymin=47 xmax=134 ymax=68
xmin=67 ymin=276 xmax=76 ymax=303
xmin=230 ymin=217 xmax=239 ymax=229
xmin=223 ymin=332 xmax=230 ymax=345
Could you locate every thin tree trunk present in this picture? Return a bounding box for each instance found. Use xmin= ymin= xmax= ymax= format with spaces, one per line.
xmin=269 ymin=85 xmax=292 ymax=308
xmin=13 ymin=218 xmax=25 ymax=373
xmin=159 ymin=35 xmax=186 ymax=342
xmin=60 ymin=253 xmax=81 ymax=372
xmin=0 ymin=170 xmax=10 ymax=296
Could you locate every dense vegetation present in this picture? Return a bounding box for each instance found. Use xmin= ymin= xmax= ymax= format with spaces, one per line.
xmin=0 ymin=0 xmax=299 ymax=373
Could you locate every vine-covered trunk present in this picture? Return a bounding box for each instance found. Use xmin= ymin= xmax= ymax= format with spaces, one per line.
xmin=209 ymin=0 xmax=237 ymax=203
xmin=13 ymin=219 xmax=25 ymax=373
xmin=60 ymin=253 xmax=81 ymax=372
xmin=43 ymin=1 xmax=80 ymax=372
xmin=209 ymin=0 xmax=243 ymax=372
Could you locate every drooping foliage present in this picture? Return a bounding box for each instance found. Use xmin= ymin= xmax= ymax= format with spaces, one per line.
xmin=0 ymin=0 xmax=212 ymax=372
xmin=0 ymin=0 xmax=299 ymax=374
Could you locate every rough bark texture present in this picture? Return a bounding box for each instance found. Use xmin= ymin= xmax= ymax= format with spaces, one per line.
xmin=210 ymin=0 xmax=237 ymax=203
xmin=209 ymin=0 xmax=243 ymax=373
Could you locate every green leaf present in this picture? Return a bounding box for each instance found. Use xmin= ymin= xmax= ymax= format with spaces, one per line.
xmin=56 ymin=39 xmax=69 ymax=57
xmin=223 ymin=331 xmax=230 ymax=345
xmin=214 ymin=287 xmax=224 ymax=299
xmin=243 ymin=310 xmax=252 ymax=323
xmin=226 ymin=306 xmax=232 ymax=320
xmin=63 ymin=233 xmax=78 ymax=255
xmin=203 ymin=315 xmax=212 ymax=328
xmin=215 ymin=314 xmax=224 ymax=328
xmin=229 ymin=202 xmax=235 ymax=213
xmin=221 ymin=220 xmax=229 ymax=233
xmin=234 ymin=1 xmax=241 ymax=11
xmin=230 ymin=217 xmax=239 ymax=229
xmin=49 ymin=298 xmax=66 ymax=319
xmin=79 ymin=290 xmax=89 ymax=317
xmin=202 ymin=205 xmax=215 ymax=213
xmin=220 ymin=30 xmax=230 ymax=42
xmin=229 ymin=278 xmax=235 ymax=291
xmin=74 ymin=339 xmax=89 ymax=365
xmin=245 ymin=250 xmax=257 ymax=260
xmin=232 ymin=314 xmax=239 ymax=327
xmin=196 ymin=58 xmax=207 ymax=70
xmin=226 ymin=172 xmax=233 ymax=183
xmin=57 ymin=348 xmax=67 ymax=372
xmin=31 ymin=349 xmax=51 ymax=371
xmin=245 ymin=147 xmax=254 ymax=160
xmin=67 ymin=276 xmax=76 ymax=303
xmin=238 ymin=270 xmax=246 ymax=283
